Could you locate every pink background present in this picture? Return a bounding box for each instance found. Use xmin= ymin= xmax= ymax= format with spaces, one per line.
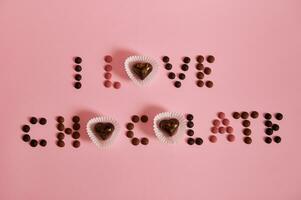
xmin=0 ymin=0 xmax=300 ymax=199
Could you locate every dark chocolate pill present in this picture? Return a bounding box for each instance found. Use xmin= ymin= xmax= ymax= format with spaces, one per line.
xmin=186 ymin=114 xmax=193 ymax=121
xmin=65 ymin=128 xmax=72 ymax=135
xmin=57 ymin=140 xmax=65 ymax=147
xmin=74 ymin=57 xmax=82 ymax=64
xmin=72 ymin=116 xmax=80 ymax=123
xmin=242 ymin=120 xmax=251 ymax=127
xmin=57 ymin=123 xmax=65 ymax=131
xmin=22 ymin=125 xmax=30 ymax=133
xmin=162 ymin=56 xmax=170 ymax=63
xmin=273 ymin=136 xmax=281 ymax=143
xmin=187 ymin=138 xmax=195 ymax=145
xmin=74 ymin=74 xmax=82 ymax=81
xmin=174 ymin=81 xmax=181 ymax=88
xmin=196 ymin=63 xmax=204 ymax=70
xmin=131 ymin=137 xmax=140 ymax=146
xmin=39 ymin=118 xmax=47 ymax=125
xmin=232 ymin=112 xmax=240 ymax=119
xmin=141 ymin=137 xmax=149 ymax=145
xmin=272 ymin=124 xmax=279 ymax=131
xmin=243 ymin=137 xmax=252 ymax=144
xmin=187 ymin=129 xmax=194 ymax=136
xmin=187 ymin=121 xmax=194 ymax=128
xmin=72 ymin=131 xmax=80 ymax=139
xmin=22 ymin=134 xmax=31 ymax=142
xmin=74 ymin=65 xmax=82 ymax=72
xmin=196 ymin=80 xmax=204 ymax=87
xmin=141 ymin=115 xmax=148 ymax=123
xmin=183 ymin=57 xmax=191 ymax=64
xmin=206 ymin=55 xmax=215 ymax=63
xmin=178 ymin=73 xmax=185 ymax=80
xmin=30 ymin=139 xmax=38 ymax=147
xmin=73 ymin=123 xmax=80 ymax=130
xmin=205 ymin=80 xmax=213 ymax=88
xmin=196 ymin=72 xmax=204 ymax=79
xmin=74 ymin=82 xmax=82 ymax=89
xmin=264 ymin=113 xmax=272 ymax=120
xmin=264 ymin=120 xmax=273 ymax=127
xmin=204 ymin=67 xmax=212 ymax=75
xmin=104 ymin=55 xmax=112 ymax=63
xmin=165 ymin=63 xmax=172 ymax=70
xmin=131 ymin=115 xmax=140 ymax=123
xmin=30 ymin=117 xmax=38 ymax=124
xmin=126 ymin=131 xmax=134 ymax=138
xmin=39 ymin=139 xmax=47 ymax=147
xmin=195 ymin=138 xmax=203 ymax=145
xmin=243 ymin=128 xmax=251 ymax=136
xmin=264 ymin=137 xmax=272 ymax=144
xmin=265 ymin=128 xmax=273 ymax=135
xmin=168 ymin=72 xmax=176 ymax=79
xmin=250 ymin=111 xmax=259 ymax=119
xmin=275 ymin=113 xmax=283 ymax=120
xmin=181 ymin=64 xmax=189 ymax=71
xmin=196 ymin=55 xmax=204 ymax=63
xmin=72 ymin=140 xmax=80 ymax=148
xmin=126 ymin=123 xmax=134 ymax=130
xmin=56 ymin=116 xmax=64 ymax=123
xmin=241 ymin=112 xmax=249 ymax=119
xmin=57 ymin=132 xmax=65 ymax=140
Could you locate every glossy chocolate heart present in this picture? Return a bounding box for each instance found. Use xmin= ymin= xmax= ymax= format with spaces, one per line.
xmin=94 ymin=122 xmax=115 ymax=140
xmin=159 ymin=118 xmax=179 ymax=136
xmin=132 ymin=62 xmax=153 ymax=80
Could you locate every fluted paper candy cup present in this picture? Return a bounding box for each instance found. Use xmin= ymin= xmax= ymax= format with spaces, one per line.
xmin=153 ymin=112 xmax=186 ymax=144
xmin=124 ymin=55 xmax=158 ymax=86
xmin=86 ymin=116 xmax=120 ymax=148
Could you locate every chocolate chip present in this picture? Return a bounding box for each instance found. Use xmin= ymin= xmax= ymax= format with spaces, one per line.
xmin=187 ymin=138 xmax=195 ymax=145
xmin=56 ymin=116 xmax=64 ymax=123
xmin=196 ymin=63 xmax=204 ymax=70
xmin=104 ymin=55 xmax=112 ymax=63
xmin=30 ymin=139 xmax=38 ymax=147
xmin=242 ymin=120 xmax=251 ymax=127
xmin=196 ymin=72 xmax=204 ymax=79
xmin=275 ymin=113 xmax=283 ymax=120
xmin=186 ymin=114 xmax=193 ymax=121
xmin=204 ymin=67 xmax=211 ymax=75
xmin=39 ymin=139 xmax=47 ymax=147
xmin=227 ymin=134 xmax=235 ymax=142
xmin=72 ymin=131 xmax=80 ymax=139
xmin=74 ymin=82 xmax=82 ymax=89
xmin=168 ymin=72 xmax=176 ymax=79
xmin=165 ymin=63 xmax=172 ymax=70
xmin=187 ymin=121 xmax=194 ymax=128
xmin=196 ymin=80 xmax=204 ymax=87
xmin=131 ymin=115 xmax=140 ymax=123
xmin=74 ymin=65 xmax=82 ymax=72
xmin=141 ymin=115 xmax=148 ymax=123
xmin=39 ymin=118 xmax=47 ymax=125
xmin=22 ymin=125 xmax=30 ymax=133
xmin=209 ymin=135 xmax=217 ymax=143
xmin=196 ymin=55 xmax=204 ymax=63
xmin=22 ymin=134 xmax=31 ymax=142
xmin=141 ymin=137 xmax=149 ymax=145
xmin=72 ymin=140 xmax=80 ymax=148
xmin=126 ymin=123 xmax=134 ymax=130
xmin=57 ymin=140 xmax=65 ymax=147
xmin=205 ymin=81 xmax=213 ymax=88
xmin=264 ymin=113 xmax=272 ymax=120
xmin=273 ymin=136 xmax=281 ymax=143
xmin=57 ymin=132 xmax=65 ymax=140
xmin=174 ymin=81 xmax=181 ymax=88
xmin=243 ymin=128 xmax=251 ymax=136
xmin=187 ymin=129 xmax=194 ymax=136
xmin=65 ymin=128 xmax=72 ymax=135
xmin=74 ymin=74 xmax=82 ymax=81
xmin=265 ymin=128 xmax=273 ymax=135
xmin=206 ymin=55 xmax=215 ymax=63
xmin=73 ymin=123 xmax=80 ymax=130
xmin=74 ymin=57 xmax=82 ymax=64
xmin=243 ymin=137 xmax=252 ymax=144
xmin=250 ymin=111 xmax=259 ymax=119
xmin=272 ymin=124 xmax=279 ymax=131
xmin=195 ymin=138 xmax=203 ymax=145
xmin=241 ymin=112 xmax=249 ymax=119
xmin=57 ymin=123 xmax=65 ymax=131
xmin=264 ymin=120 xmax=273 ymax=127
xmin=232 ymin=112 xmax=240 ymax=119
xmin=178 ymin=73 xmax=185 ymax=80
xmin=181 ymin=64 xmax=189 ymax=71
xmin=183 ymin=57 xmax=191 ymax=64
xmin=30 ymin=117 xmax=38 ymax=124
xmin=126 ymin=131 xmax=134 ymax=138
xmin=264 ymin=137 xmax=272 ymax=144
xmin=162 ymin=56 xmax=170 ymax=63
xmin=131 ymin=137 xmax=140 ymax=145
xmin=72 ymin=116 xmax=80 ymax=123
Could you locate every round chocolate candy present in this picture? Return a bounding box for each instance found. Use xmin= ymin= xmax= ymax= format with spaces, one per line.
xmin=22 ymin=134 xmax=31 ymax=142
xmin=275 ymin=113 xmax=283 ymax=120
xmin=65 ymin=128 xmax=72 ymax=135
xmin=174 ymin=81 xmax=181 ymax=88
xmin=165 ymin=63 xmax=172 ymax=70
xmin=196 ymin=55 xmax=204 ymax=63
xmin=74 ymin=57 xmax=82 ymax=64
xmin=272 ymin=124 xmax=279 ymax=131
xmin=22 ymin=125 xmax=30 ymax=133
xmin=204 ymin=67 xmax=211 ymax=75
xmin=217 ymin=112 xmax=225 ymax=119
xmin=196 ymin=80 xmax=204 ymax=87
xmin=232 ymin=112 xmax=240 ymax=119
xmin=264 ymin=120 xmax=273 ymax=127
xmin=243 ymin=137 xmax=252 ymax=144
xmin=243 ymin=128 xmax=251 ymax=136
xmin=126 ymin=123 xmax=134 ymax=130
xmin=39 ymin=118 xmax=47 ymax=125
xmin=205 ymin=81 xmax=213 ymax=88
xmin=226 ymin=126 xmax=233 ymax=133
xmin=141 ymin=138 xmax=149 ymax=145
xmin=104 ymin=72 xmax=112 ymax=80
xmin=195 ymin=138 xmax=203 ymax=145
xmin=265 ymin=128 xmax=273 ymax=135
xmin=186 ymin=114 xmax=193 ymax=121
xmin=126 ymin=131 xmax=134 ymax=138
xmin=181 ymin=64 xmax=189 ymax=71
xmin=273 ymin=136 xmax=281 ymax=143
xmin=74 ymin=65 xmax=82 ymax=72
xmin=104 ymin=65 xmax=112 ymax=71
xmin=73 ymin=123 xmax=80 ymax=130
xmin=30 ymin=139 xmax=38 ymax=147
xmin=196 ymin=63 xmax=204 ymax=70
xmin=242 ymin=120 xmax=251 ymax=127
xmin=72 ymin=116 xmax=80 ymax=123
xmin=187 ymin=129 xmax=194 ymax=136
xmin=187 ymin=121 xmax=194 ymax=128
xmin=264 ymin=113 xmax=272 ymax=120
xmin=72 ymin=131 xmax=80 ymax=139
xmin=131 ymin=137 xmax=140 ymax=146
xmin=57 ymin=123 xmax=65 ymax=131
xmin=264 ymin=137 xmax=272 ymax=144
xmin=168 ymin=72 xmax=176 ymax=79
xmin=104 ymin=55 xmax=112 ymax=63
xmin=196 ymin=72 xmax=204 ymax=79
xmin=206 ymin=55 xmax=215 ymax=63
xmin=250 ymin=111 xmax=259 ymax=118
xmin=187 ymin=138 xmax=195 ymax=145
xmin=227 ymin=134 xmax=235 ymax=142
xmin=178 ymin=73 xmax=185 ymax=80
xmin=222 ymin=119 xmax=230 ymax=126
xmin=113 ymin=82 xmax=121 ymax=89
xmin=74 ymin=82 xmax=82 ymax=89
xmin=211 ymin=127 xmax=218 ymax=134
xmin=212 ymin=119 xmax=220 ymax=126
xmin=56 ymin=116 xmax=64 ymax=123
xmin=209 ymin=135 xmax=217 ymax=143
xmin=131 ymin=115 xmax=140 ymax=123
xmin=241 ymin=112 xmax=249 ymax=119
xmin=57 ymin=132 xmax=65 ymax=140
xmin=218 ymin=127 xmax=225 ymax=134
xmin=183 ymin=57 xmax=191 ymax=64
xmin=72 ymin=140 xmax=80 ymax=148
xmin=57 ymin=140 xmax=65 ymax=147
xmin=30 ymin=117 xmax=38 ymax=124
xmin=162 ymin=56 xmax=170 ymax=63
xmin=104 ymin=80 xmax=112 ymax=88
xmin=74 ymin=74 xmax=82 ymax=81
xmin=39 ymin=139 xmax=47 ymax=147
xmin=141 ymin=115 xmax=148 ymax=123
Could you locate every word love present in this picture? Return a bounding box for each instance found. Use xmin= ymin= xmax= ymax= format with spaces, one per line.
xmin=20 ymin=111 xmax=284 ymax=149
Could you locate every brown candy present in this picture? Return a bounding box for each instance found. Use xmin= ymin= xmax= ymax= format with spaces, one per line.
xmin=94 ymin=122 xmax=114 ymax=140
xmin=159 ymin=118 xmax=179 ymax=136
xmin=141 ymin=137 xmax=149 ymax=145
xmin=132 ymin=62 xmax=153 ymax=80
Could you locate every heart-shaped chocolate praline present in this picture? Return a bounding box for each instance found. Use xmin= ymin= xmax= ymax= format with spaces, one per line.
xmin=159 ymin=118 xmax=179 ymax=136
xmin=94 ymin=122 xmax=115 ymax=140
xmin=132 ymin=62 xmax=153 ymax=80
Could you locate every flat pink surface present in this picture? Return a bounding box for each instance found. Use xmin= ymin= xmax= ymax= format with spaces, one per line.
xmin=0 ymin=0 xmax=300 ymax=199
